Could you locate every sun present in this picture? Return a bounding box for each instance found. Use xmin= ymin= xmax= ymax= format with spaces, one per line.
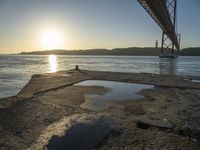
xmin=40 ymin=28 xmax=64 ymax=50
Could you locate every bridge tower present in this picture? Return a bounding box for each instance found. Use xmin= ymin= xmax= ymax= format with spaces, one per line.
xmin=161 ymin=0 xmax=179 ymax=57
xmin=137 ymin=0 xmax=180 ymax=58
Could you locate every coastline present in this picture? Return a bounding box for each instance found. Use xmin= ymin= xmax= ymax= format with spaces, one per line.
xmin=0 ymin=69 xmax=200 ymax=149
xmin=18 ymin=47 xmax=200 ymax=56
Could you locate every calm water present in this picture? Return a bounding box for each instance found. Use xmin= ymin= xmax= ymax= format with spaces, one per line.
xmin=75 ymin=80 xmax=154 ymax=110
xmin=0 ymin=55 xmax=199 ymax=99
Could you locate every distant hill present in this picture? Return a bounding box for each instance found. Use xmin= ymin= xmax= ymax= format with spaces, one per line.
xmin=19 ymin=47 xmax=200 ymax=56
xmin=180 ymin=47 xmax=200 ymax=56
xmin=19 ymin=47 xmax=162 ymax=56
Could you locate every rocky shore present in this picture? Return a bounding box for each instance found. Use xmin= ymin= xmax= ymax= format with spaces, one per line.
xmin=0 ymin=69 xmax=200 ymax=150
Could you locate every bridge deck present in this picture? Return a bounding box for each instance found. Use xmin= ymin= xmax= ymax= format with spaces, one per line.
xmin=138 ymin=0 xmax=179 ymax=50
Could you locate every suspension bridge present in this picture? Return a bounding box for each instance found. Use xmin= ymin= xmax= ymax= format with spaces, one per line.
xmin=137 ymin=0 xmax=180 ymax=57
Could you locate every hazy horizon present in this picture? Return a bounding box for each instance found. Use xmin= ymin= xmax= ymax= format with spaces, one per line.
xmin=0 ymin=0 xmax=200 ymax=54
xmin=1 ymin=46 xmax=200 ymax=55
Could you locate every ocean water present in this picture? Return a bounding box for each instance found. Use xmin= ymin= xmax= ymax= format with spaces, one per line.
xmin=0 ymin=55 xmax=199 ymax=99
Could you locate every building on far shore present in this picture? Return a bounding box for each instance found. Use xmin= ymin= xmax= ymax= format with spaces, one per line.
xmin=155 ymin=40 xmax=158 ymax=48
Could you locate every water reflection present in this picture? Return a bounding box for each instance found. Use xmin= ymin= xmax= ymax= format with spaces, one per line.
xmin=48 ymin=55 xmax=57 ymax=72
xmin=159 ymin=58 xmax=177 ymax=75
xmin=75 ymin=80 xmax=153 ymax=110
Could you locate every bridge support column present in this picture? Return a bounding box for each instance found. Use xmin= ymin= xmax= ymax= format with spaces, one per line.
xmin=161 ymin=32 xmax=175 ymax=56
xmin=137 ymin=0 xmax=180 ymax=57
xmin=160 ymin=0 xmax=178 ymax=57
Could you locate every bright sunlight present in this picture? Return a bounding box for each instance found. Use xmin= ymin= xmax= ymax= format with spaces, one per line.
xmin=40 ymin=28 xmax=65 ymax=50
xmin=48 ymin=55 xmax=57 ymax=72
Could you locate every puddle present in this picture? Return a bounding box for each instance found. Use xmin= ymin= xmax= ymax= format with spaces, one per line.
xmin=191 ymin=80 xmax=200 ymax=83
xmin=75 ymin=80 xmax=154 ymax=110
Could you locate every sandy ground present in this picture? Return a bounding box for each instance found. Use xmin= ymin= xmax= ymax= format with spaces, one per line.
xmin=0 ymin=69 xmax=200 ymax=150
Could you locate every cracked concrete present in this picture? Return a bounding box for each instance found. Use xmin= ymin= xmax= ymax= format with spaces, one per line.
xmin=0 ymin=69 xmax=200 ymax=150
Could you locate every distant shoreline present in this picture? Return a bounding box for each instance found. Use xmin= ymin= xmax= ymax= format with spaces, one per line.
xmin=19 ymin=47 xmax=200 ymax=56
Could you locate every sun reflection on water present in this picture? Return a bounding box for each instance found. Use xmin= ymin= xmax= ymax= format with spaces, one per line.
xmin=48 ymin=55 xmax=57 ymax=72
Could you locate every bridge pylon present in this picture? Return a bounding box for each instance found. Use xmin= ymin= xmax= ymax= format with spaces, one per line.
xmin=137 ymin=0 xmax=180 ymax=58
xmin=160 ymin=0 xmax=179 ymax=58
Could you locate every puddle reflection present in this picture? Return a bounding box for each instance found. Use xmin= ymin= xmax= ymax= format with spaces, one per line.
xmin=75 ymin=80 xmax=154 ymax=110
xmin=191 ymin=80 xmax=200 ymax=83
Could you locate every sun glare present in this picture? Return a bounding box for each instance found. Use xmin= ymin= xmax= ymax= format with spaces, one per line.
xmin=48 ymin=55 xmax=57 ymax=72
xmin=41 ymin=28 xmax=64 ymax=50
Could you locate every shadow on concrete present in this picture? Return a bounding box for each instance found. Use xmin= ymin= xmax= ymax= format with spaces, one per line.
xmin=46 ymin=117 xmax=112 ymax=150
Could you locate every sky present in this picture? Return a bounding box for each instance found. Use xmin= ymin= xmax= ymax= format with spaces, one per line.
xmin=0 ymin=0 xmax=199 ymax=53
